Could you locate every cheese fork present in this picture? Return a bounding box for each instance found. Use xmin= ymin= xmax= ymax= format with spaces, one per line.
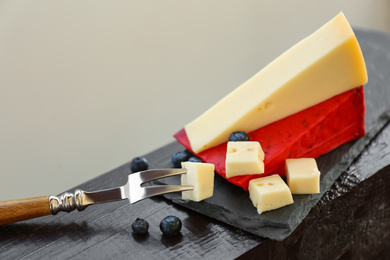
xmin=0 ymin=168 xmax=192 ymax=226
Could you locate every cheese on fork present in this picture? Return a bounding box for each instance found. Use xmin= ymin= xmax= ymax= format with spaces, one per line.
xmin=225 ymin=141 xmax=265 ymax=178
xmin=185 ymin=12 xmax=367 ymax=153
xmin=286 ymin=158 xmax=320 ymax=194
xmin=249 ymin=174 xmax=294 ymax=214
xmin=181 ymin=162 xmax=215 ymax=202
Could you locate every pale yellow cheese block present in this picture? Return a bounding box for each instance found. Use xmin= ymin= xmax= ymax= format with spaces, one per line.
xmin=181 ymin=161 xmax=215 ymax=202
xmin=249 ymin=174 xmax=294 ymax=214
xmin=225 ymin=141 xmax=265 ymax=178
xmin=185 ymin=12 xmax=367 ymax=153
xmin=285 ymin=158 xmax=320 ymax=194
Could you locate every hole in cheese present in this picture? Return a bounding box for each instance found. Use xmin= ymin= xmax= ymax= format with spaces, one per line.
xmin=265 ymin=102 xmax=274 ymax=110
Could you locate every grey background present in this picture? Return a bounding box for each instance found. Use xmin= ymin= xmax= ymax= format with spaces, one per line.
xmin=1 ymin=1 xmax=390 ymax=200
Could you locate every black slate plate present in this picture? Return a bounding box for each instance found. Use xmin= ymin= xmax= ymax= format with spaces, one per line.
xmin=152 ymin=28 xmax=390 ymax=241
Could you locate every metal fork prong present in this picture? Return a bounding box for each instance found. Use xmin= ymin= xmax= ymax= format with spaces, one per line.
xmin=130 ymin=185 xmax=193 ymax=204
xmin=132 ymin=168 xmax=187 ymax=184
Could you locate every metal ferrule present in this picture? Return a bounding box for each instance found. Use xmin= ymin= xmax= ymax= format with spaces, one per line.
xmin=49 ymin=189 xmax=87 ymax=215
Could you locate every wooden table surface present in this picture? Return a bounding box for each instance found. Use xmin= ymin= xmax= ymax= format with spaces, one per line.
xmin=1 ymin=28 xmax=390 ymax=260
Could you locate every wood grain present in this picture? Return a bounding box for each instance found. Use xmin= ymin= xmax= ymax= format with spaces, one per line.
xmin=0 ymin=196 xmax=51 ymax=226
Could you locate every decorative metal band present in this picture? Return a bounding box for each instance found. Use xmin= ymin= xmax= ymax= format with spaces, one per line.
xmin=49 ymin=189 xmax=87 ymax=215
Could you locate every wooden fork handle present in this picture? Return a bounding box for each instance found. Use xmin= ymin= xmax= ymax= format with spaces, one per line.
xmin=0 ymin=188 xmax=124 ymax=226
xmin=0 ymin=196 xmax=51 ymax=225
xmin=0 ymin=190 xmax=101 ymax=225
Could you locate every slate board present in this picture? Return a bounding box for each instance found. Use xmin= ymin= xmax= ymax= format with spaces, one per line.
xmin=152 ymin=28 xmax=390 ymax=241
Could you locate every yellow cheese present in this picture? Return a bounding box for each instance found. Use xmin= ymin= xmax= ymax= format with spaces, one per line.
xmin=285 ymin=158 xmax=320 ymax=194
xmin=181 ymin=162 xmax=215 ymax=202
xmin=225 ymin=141 xmax=264 ymax=178
xmin=248 ymin=174 xmax=294 ymax=214
xmin=185 ymin=12 xmax=367 ymax=153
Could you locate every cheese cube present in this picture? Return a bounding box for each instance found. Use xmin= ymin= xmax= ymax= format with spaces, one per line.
xmin=181 ymin=162 xmax=215 ymax=202
xmin=225 ymin=141 xmax=265 ymax=178
xmin=248 ymin=174 xmax=293 ymax=214
xmin=285 ymin=158 xmax=320 ymax=194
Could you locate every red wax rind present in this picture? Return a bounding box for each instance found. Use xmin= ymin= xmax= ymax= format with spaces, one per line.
xmin=174 ymin=86 xmax=365 ymax=190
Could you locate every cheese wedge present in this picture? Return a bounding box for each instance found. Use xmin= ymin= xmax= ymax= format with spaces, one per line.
xmin=175 ymin=86 xmax=365 ymax=190
xmin=184 ymin=12 xmax=367 ymax=154
xmin=181 ymin=162 xmax=215 ymax=202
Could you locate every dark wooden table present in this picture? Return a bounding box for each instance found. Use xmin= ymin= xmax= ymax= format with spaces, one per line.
xmin=1 ymin=28 xmax=390 ymax=260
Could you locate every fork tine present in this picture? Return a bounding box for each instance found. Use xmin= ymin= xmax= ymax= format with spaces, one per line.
xmin=129 ymin=185 xmax=193 ymax=204
xmin=127 ymin=168 xmax=193 ymax=204
xmin=144 ymin=185 xmax=193 ymax=199
xmin=131 ymin=168 xmax=187 ymax=184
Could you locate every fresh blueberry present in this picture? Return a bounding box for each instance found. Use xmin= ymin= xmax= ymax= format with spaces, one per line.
xmin=130 ymin=157 xmax=148 ymax=173
xmin=132 ymin=218 xmax=149 ymax=235
xmin=188 ymin=156 xmax=203 ymax=163
xmin=160 ymin=215 xmax=182 ymax=236
xmin=171 ymin=151 xmax=191 ymax=168
xmin=228 ymin=131 xmax=249 ymax=142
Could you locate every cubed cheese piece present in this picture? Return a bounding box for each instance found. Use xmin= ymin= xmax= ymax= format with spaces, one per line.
xmin=184 ymin=12 xmax=367 ymax=153
xmin=248 ymin=174 xmax=294 ymax=214
xmin=225 ymin=141 xmax=264 ymax=178
xmin=285 ymin=158 xmax=320 ymax=194
xmin=181 ymin=162 xmax=215 ymax=202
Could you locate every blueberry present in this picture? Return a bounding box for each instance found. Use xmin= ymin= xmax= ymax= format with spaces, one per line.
xmin=132 ymin=218 xmax=149 ymax=235
xmin=171 ymin=151 xmax=191 ymax=168
xmin=228 ymin=131 xmax=249 ymax=142
xmin=188 ymin=156 xmax=203 ymax=163
xmin=160 ymin=215 xmax=182 ymax=236
xmin=130 ymin=157 xmax=148 ymax=173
